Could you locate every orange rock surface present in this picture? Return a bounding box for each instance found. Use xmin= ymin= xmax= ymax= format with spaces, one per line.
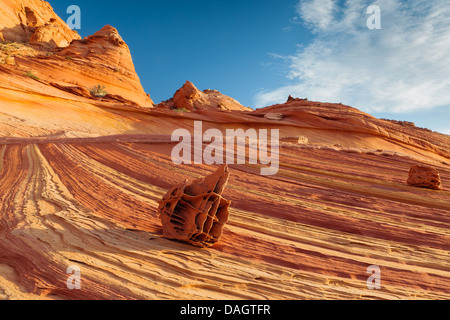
xmin=0 ymin=0 xmax=449 ymax=300
xmin=158 ymin=80 xmax=251 ymax=112
xmin=0 ymin=0 xmax=80 ymax=46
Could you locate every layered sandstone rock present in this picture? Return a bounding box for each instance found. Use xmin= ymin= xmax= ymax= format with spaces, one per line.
xmin=158 ymin=81 xmax=251 ymax=111
xmin=0 ymin=0 xmax=80 ymax=47
xmin=0 ymin=3 xmax=154 ymax=138
xmin=2 ymin=0 xmax=450 ymax=302
xmin=158 ymin=165 xmax=231 ymax=248
xmin=252 ymin=100 xmax=450 ymax=161
xmin=52 ymin=25 xmax=154 ymax=108
xmin=407 ymin=165 xmax=443 ymax=190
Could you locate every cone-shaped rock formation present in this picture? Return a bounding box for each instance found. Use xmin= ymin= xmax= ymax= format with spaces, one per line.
xmin=159 ymin=81 xmax=251 ymax=111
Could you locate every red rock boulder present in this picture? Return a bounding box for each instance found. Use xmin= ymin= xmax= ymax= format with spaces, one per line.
xmin=158 ymin=165 xmax=231 ymax=248
xmin=407 ymin=165 xmax=443 ymax=190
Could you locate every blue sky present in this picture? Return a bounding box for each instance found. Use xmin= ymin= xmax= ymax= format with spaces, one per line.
xmin=51 ymin=1 xmax=450 ymax=134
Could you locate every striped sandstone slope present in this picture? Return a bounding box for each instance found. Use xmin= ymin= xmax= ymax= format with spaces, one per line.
xmin=0 ymin=137 xmax=449 ymax=299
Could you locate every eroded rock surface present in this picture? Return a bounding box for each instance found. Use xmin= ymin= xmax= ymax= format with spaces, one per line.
xmin=158 ymin=165 xmax=231 ymax=248
xmin=407 ymin=165 xmax=443 ymax=190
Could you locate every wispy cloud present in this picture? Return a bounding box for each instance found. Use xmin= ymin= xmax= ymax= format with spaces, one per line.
xmin=298 ymin=0 xmax=336 ymax=31
xmin=255 ymin=0 xmax=450 ymax=114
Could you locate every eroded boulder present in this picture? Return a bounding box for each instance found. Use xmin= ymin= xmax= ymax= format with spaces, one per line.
xmin=158 ymin=165 xmax=231 ymax=248
xmin=407 ymin=165 xmax=443 ymax=190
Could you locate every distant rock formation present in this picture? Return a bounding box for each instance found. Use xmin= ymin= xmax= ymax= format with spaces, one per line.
xmin=158 ymin=165 xmax=231 ymax=248
xmin=251 ymin=99 xmax=450 ymax=161
xmin=158 ymin=81 xmax=251 ymax=112
xmin=407 ymin=165 xmax=443 ymax=190
xmin=287 ymin=95 xmax=308 ymax=103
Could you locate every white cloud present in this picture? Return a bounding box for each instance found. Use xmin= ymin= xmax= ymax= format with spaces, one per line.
xmin=255 ymin=0 xmax=450 ymax=114
xmin=297 ymin=0 xmax=336 ymax=31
